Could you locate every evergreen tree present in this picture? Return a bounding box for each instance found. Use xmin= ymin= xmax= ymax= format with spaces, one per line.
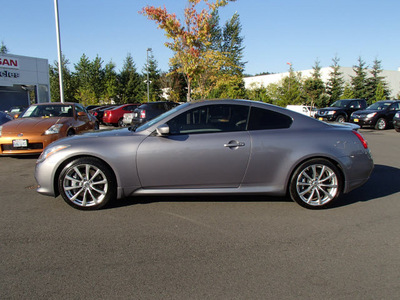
xmin=73 ymin=54 xmax=99 ymax=106
xmin=341 ymin=82 xmax=354 ymax=99
xmin=366 ymin=58 xmax=390 ymax=103
xmin=49 ymin=55 xmax=77 ymax=102
xmin=326 ymin=55 xmax=344 ymax=105
xmin=142 ymin=52 xmax=162 ymax=102
xmin=0 ymin=41 xmax=8 ymax=54
xmin=303 ymin=60 xmax=327 ymax=107
xmin=117 ymin=53 xmax=143 ymax=104
xmin=160 ymin=67 xmax=187 ymax=102
xmin=351 ymin=56 xmax=368 ymax=100
xmin=276 ymin=64 xmax=305 ymax=107
xmin=103 ymin=61 xmax=118 ymax=103
xmin=375 ymin=82 xmax=386 ymax=101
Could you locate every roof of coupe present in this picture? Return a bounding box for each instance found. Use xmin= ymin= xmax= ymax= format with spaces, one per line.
xmin=34 ymin=99 xmax=374 ymax=210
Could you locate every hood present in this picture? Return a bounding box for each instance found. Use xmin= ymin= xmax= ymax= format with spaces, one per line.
xmin=352 ymin=109 xmax=381 ymax=115
xmin=2 ymin=117 xmax=64 ymax=133
xmin=318 ymin=107 xmax=342 ymax=112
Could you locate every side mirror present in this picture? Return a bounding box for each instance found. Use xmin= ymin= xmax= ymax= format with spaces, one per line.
xmin=156 ymin=124 xmax=170 ymax=136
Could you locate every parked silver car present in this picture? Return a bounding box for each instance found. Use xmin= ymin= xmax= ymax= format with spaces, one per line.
xmin=35 ymin=99 xmax=373 ymax=210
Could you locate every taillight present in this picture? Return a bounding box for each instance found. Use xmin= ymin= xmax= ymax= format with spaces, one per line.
xmin=140 ymin=110 xmax=146 ymax=119
xmin=353 ymin=130 xmax=368 ymax=149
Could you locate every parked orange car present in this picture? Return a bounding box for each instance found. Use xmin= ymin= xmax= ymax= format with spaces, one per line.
xmin=0 ymin=102 xmax=99 ymax=155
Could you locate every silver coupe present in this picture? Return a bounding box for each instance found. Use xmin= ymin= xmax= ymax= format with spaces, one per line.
xmin=35 ymin=99 xmax=374 ymax=210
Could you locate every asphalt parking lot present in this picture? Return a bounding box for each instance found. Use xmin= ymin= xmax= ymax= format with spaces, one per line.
xmin=1 ymin=129 xmax=399 ymax=299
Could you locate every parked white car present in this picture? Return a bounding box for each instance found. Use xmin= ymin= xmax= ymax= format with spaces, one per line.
xmin=286 ymin=105 xmax=316 ymax=117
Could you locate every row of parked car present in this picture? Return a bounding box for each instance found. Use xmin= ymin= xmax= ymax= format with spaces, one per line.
xmin=287 ymin=99 xmax=400 ymax=131
xmin=88 ymin=101 xmax=179 ymax=128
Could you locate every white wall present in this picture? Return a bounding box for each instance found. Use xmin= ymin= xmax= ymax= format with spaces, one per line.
xmin=244 ymin=67 xmax=400 ymax=99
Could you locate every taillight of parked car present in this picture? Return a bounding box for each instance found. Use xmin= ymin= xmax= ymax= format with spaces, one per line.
xmin=140 ymin=110 xmax=146 ymax=119
xmin=353 ymin=130 xmax=368 ymax=149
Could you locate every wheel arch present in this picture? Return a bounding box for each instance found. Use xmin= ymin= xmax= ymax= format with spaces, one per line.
xmin=285 ymin=155 xmax=346 ymax=196
xmin=53 ymin=154 xmax=118 ymax=197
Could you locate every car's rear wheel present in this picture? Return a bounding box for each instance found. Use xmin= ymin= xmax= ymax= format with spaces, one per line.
xmin=289 ymin=159 xmax=342 ymax=209
xmin=375 ymin=118 xmax=387 ymax=130
xmin=117 ymin=118 xmax=124 ymax=127
xmin=58 ymin=157 xmax=116 ymax=210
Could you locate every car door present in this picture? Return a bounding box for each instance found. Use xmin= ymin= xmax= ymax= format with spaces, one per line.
xmin=136 ymin=103 xmax=251 ymax=189
xmin=74 ymin=104 xmax=91 ymax=132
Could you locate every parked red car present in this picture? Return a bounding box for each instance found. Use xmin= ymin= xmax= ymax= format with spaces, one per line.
xmin=103 ymin=104 xmax=139 ymax=127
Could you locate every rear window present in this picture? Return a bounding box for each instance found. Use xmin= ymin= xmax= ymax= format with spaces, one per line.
xmin=248 ymin=107 xmax=293 ymax=130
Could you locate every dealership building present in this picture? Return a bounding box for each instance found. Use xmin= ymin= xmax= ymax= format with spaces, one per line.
xmin=0 ymin=54 xmax=50 ymax=111
xmin=244 ymin=67 xmax=400 ymax=99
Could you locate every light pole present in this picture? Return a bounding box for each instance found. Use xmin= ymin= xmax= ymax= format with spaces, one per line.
xmin=146 ymin=48 xmax=152 ymax=102
xmin=54 ymin=0 xmax=64 ymax=102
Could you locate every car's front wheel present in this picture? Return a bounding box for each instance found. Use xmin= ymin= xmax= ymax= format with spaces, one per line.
xmin=375 ymin=118 xmax=387 ymax=130
xmin=58 ymin=157 xmax=116 ymax=210
xmin=289 ymin=159 xmax=342 ymax=209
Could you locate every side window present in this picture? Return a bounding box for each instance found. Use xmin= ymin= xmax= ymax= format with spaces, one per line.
xmin=75 ymin=105 xmax=84 ymax=113
xmin=167 ymin=104 xmax=249 ymax=135
xmin=248 ymin=107 xmax=293 ymax=130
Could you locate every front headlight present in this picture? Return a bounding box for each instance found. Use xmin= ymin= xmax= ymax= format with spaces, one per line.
xmin=327 ymin=111 xmax=336 ymax=115
xmin=44 ymin=124 xmax=63 ymax=135
xmin=395 ymin=112 xmax=400 ymax=118
xmin=366 ymin=112 xmax=377 ymax=119
xmin=37 ymin=145 xmax=69 ymax=163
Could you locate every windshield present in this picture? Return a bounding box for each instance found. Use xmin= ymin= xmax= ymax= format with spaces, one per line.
xmin=134 ymin=103 xmax=189 ymax=132
xmin=366 ymin=102 xmax=390 ymax=110
xmin=21 ymin=105 xmax=74 ymax=118
xmin=330 ymin=100 xmax=350 ymax=108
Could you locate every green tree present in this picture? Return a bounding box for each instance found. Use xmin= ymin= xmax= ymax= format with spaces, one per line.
xmin=117 ymin=53 xmax=143 ymax=104
xmin=366 ymin=58 xmax=390 ymax=103
xmin=49 ymin=55 xmax=77 ymax=102
xmin=351 ymin=56 xmax=368 ymax=100
xmin=326 ymin=55 xmax=344 ymax=105
xmin=142 ymin=52 xmax=162 ymax=101
xmin=103 ymin=61 xmax=118 ymax=103
xmin=276 ymin=64 xmax=305 ymax=107
xmin=74 ymin=54 xmax=101 ymax=106
xmin=375 ymin=82 xmax=386 ymax=101
xmin=341 ymin=82 xmax=354 ymax=99
xmin=0 ymin=41 xmax=8 ymax=54
xmin=160 ymin=66 xmax=187 ymax=102
xmin=303 ymin=60 xmax=327 ymax=107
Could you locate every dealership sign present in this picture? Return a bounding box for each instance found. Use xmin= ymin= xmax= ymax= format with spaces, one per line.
xmin=0 ymin=56 xmax=19 ymax=69
xmin=0 ymin=56 xmax=20 ymax=79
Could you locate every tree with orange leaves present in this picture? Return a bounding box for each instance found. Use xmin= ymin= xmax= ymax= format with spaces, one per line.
xmin=141 ymin=0 xmax=235 ymax=101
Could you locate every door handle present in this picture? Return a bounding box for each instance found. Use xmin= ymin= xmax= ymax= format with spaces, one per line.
xmin=224 ymin=141 xmax=245 ymax=148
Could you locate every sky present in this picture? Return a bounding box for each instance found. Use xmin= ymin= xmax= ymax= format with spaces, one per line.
xmin=2 ymin=0 xmax=400 ymax=75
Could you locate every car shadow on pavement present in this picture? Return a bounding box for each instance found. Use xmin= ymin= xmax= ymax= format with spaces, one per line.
xmin=334 ymin=164 xmax=400 ymax=208
xmin=108 ymin=164 xmax=400 ymax=210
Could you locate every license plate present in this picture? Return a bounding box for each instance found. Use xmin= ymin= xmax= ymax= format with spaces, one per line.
xmin=354 ymin=119 xmax=359 ymax=123
xmin=13 ymin=139 xmax=28 ymax=148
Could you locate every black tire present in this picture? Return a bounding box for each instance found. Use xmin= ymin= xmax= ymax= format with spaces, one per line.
xmin=374 ymin=118 xmax=387 ymax=130
xmin=289 ymin=158 xmax=343 ymax=209
xmin=94 ymin=122 xmax=100 ymax=130
xmin=67 ymin=129 xmax=75 ymax=136
xmin=58 ymin=157 xmax=116 ymax=210
xmin=335 ymin=115 xmax=346 ymax=123
xmin=118 ymin=118 xmax=124 ymax=127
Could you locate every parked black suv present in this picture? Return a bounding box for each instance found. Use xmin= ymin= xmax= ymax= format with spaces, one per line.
xmin=315 ymin=99 xmax=367 ymax=122
xmin=130 ymin=101 xmax=179 ymax=126
xmin=349 ymin=100 xmax=400 ymax=130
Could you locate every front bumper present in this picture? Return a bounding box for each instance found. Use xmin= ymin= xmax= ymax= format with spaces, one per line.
xmin=315 ymin=115 xmax=336 ymax=122
xmin=0 ymin=134 xmax=59 ymax=155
